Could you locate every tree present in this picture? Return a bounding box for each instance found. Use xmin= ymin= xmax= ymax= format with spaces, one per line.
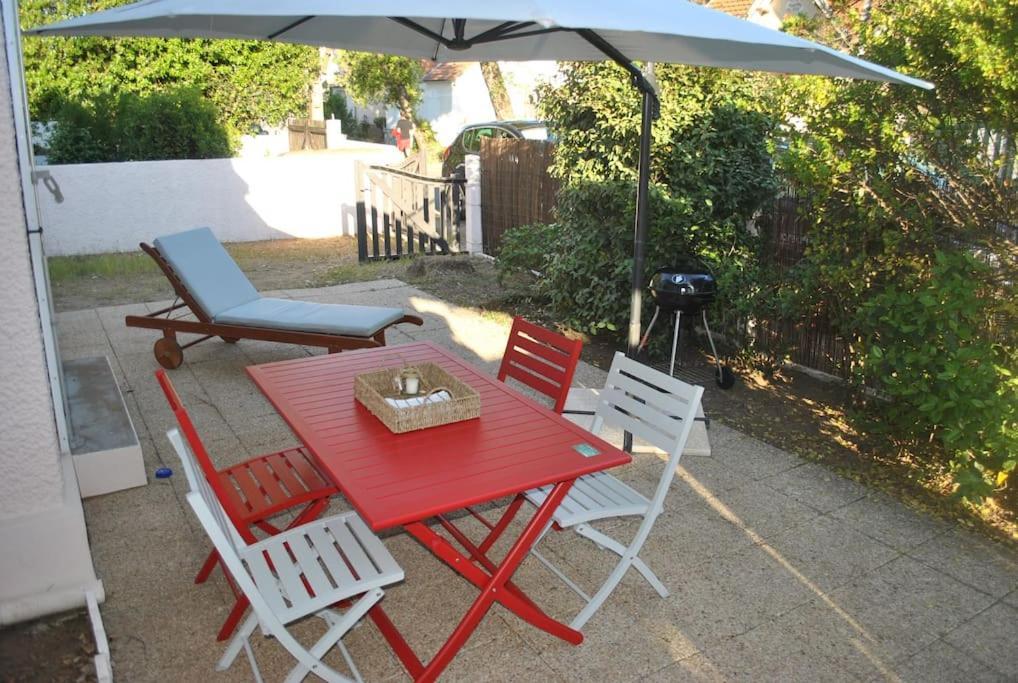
xmin=339 ymin=53 xmax=422 ymax=117
xmin=480 ymin=62 xmax=515 ymax=119
xmin=19 ymin=0 xmax=319 ymax=136
xmin=769 ymin=0 xmax=1018 ymax=499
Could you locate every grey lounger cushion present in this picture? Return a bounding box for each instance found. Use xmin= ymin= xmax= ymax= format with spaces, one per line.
xmin=154 ymin=227 xmax=406 ymax=337
xmin=215 ymin=298 xmax=405 ymax=337
xmin=154 ymin=227 xmax=259 ymax=317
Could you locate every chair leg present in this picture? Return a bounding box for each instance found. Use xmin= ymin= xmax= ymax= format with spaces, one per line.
xmin=195 ymin=549 xmax=220 ymax=584
xmin=281 ymin=589 xmax=384 ymax=683
xmin=574 ymin=524 xmax=669 ymax=598
xmin=218 ymin=594 xmax=251 ymax=641
xmin=218 ymin=612 xmax=260 ymax=672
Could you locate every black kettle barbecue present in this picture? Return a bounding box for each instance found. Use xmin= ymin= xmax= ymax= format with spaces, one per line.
xmin=640 ymin=257 xmax=735 ymax=389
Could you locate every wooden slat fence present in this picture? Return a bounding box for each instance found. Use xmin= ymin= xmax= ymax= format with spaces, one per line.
xmin=479 ymin=138 xmax=559 ymax=254
xmin=754 ymin=188 xmax=853 ymax=378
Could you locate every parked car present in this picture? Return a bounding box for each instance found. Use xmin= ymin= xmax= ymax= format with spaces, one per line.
xmin=441 ymin=120 xmax=551 ymax=177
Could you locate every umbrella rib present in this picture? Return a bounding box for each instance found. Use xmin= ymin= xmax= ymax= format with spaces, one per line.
xmin=391 ymin=17 xmax=450 ymax=48
xmin=470 ymin=26 xmax=567 ymax=45
xmin=267 ymin=16 xmax=314 ymax=40
xmin=575 ymin=28 xmax=659 ymax=107
xmin=469 ymin=21 xmax=534 ymax=43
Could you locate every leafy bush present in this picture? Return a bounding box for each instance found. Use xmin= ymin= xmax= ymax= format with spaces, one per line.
xmin=47 ymin=88 xmax=232 ymax=163
xmin=496 ymin=223 xmax=559 ymax=282
xmin=854 ymin=251 xmax=1017 ymax=500
xmin=324 ymin=89 xmax=358 ymax=138
xmin=499 ymin=64 xmax=778 ymax=346
xmin=768 ymin=0 xmax=1017 ymax=499
xmin=21 ymin=0 xmax=318 ymax=135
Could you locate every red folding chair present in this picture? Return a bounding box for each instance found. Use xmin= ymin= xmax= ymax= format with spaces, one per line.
xmin=460 ymin=318 xmax=585 ymax=551
xmin=155 ymin=369 xmax=338 ymax=641
xmin=497 ymin=316 xmax=583 ymax=414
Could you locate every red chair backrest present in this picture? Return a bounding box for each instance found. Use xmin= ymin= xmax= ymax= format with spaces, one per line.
xmin=154 ymin=369 xmax=257 ymax=542
xmin=497 ymin=317 xmax=583 ymax=414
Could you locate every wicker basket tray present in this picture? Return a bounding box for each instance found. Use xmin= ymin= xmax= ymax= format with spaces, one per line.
xmin=354 ymin=362 xmax=481 ymax=433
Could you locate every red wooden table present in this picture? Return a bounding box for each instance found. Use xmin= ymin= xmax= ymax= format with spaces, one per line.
xmin=247 ymin=341 xmax=630 ymax=681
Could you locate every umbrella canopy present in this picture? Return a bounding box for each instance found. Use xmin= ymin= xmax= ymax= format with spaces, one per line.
xmin=26 ymin=3 xmax=932 ymax=421
xmin=26 ymin=1 xmax=931 ymax=89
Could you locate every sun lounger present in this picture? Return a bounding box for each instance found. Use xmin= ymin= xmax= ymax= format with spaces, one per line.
xmin=125 ymin=227 xmax=422 ymax=368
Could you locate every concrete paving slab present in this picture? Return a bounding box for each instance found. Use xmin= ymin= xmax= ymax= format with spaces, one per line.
xmin=885 ymin=640 xmax=1005 ymax=683
xmin=823 ymin=555 xmax=996 ymax=661
xmin=762 ymin=461 xmax=869 ymax=513
xmin=942 ymin=601 xmax=1018 ymax=676
xmin=640 ymin=654 xmax=728 ymax=683
xmin=830 ymin=492 xmax=950 ymax=552
xmin=761 ymin=515 xmax=900 ymax=593
xmin=660 ymin=543 xmax=817 ymax=648
xmin=708 ymin=423 xmax=802 ymax=479
xmin=908 ymin=529 xmax=1018 ymax=598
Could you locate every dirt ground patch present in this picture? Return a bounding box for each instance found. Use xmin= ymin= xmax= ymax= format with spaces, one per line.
xmin=0 ymin=610 xmax=97 ymax=683
xmin=48 ymin=236 xmax=1016 ymax=543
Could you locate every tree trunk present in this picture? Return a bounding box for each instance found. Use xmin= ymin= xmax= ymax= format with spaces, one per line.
xmin=480 ymin=62 xmax=515 ymax=120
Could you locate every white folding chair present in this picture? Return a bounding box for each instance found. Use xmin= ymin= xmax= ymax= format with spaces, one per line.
xmin=168 ymin=429 xmax=404 ymax=683
xmin=525 ymin=352 xmax=704 ymax=630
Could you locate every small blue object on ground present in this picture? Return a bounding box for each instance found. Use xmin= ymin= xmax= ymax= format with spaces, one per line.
xmin=155 ymin=467 xmax=173 ymax=479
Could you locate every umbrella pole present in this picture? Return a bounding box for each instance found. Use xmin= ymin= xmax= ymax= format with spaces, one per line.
xmin=628 ymin=88 xmax=654 ymax=359
xmin=575 ymin=31 xmax=660 ymax=454
xmin=622 ymin=88 xmax=655 ymax=453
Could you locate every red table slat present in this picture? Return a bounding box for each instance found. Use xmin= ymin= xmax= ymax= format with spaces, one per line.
xmin=247 ymin=341 xmax=630 ymax=531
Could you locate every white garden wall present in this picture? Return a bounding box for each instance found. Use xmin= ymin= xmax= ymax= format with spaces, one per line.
xmin=38 ymin=143 xmax=402 ymax=256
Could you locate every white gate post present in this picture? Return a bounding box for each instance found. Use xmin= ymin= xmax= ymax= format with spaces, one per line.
xmin=464 ymin=154 xmax=484 ymax=255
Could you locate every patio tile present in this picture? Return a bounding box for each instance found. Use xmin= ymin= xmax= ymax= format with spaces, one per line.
xmin=439 ymin=628 xmax=564 ymax=683
xmin=761 ymin=515 xmax=900 ymax=593
xmin=374 ymin=574 xmax=517 ymax=663
xmin=696 ymin=605 xmax=884 ymax=682
xmin=884 ymin=640 xmax=1006 ymax=683
xmin=821 ymin=555 xmax=996 ymax=662
xmin=709 ymin=422 xmax=803 ymax=479
xmin=1005 ymin=589 xmax=1018 ymax=609
xmin=942 ymin=601 xmax=1018 ymax=676
xmin=693 ymin=479 xmax=821 ymax=542
xmin=676 ymin=452 xmax=759 ymax=498
xmin=659 ymin=543 xmax=817 ymax=649
xmin=762 ymin=461 xmax=869 ymax=513
xmin=641 ymin=655 xmax=728 ymax=682
xmin=529 ymin=591 xmax=699 ymax=682
xmin=907 ymin=529 xmax=1018 ymax=598
xmin=830 ymin=492 xmax=950 ymax=552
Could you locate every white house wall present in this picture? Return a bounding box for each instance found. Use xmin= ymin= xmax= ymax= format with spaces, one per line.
xmin=38 ymin=145 xmax=401 ymax=256
xmin=432 ymin=64 xmax=496 ymax=147
xmin=0 ymin=2 xmax=63 ymax=520
xmin=0 ymin=0 xmax=101 ymax=624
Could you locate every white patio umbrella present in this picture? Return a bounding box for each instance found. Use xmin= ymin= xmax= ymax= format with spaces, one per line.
xmin=26 ymin=1 xmax=932 ymax=384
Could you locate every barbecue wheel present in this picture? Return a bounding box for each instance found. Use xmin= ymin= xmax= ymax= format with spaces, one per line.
xmin=154 ymin=337 xmax=184 ymax=369
xmin=715 ymin=365 xmax=735 ymax=390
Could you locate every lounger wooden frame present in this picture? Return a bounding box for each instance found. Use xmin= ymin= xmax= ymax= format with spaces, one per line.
xmin=125 ymin=242 xmax=423 ymax=369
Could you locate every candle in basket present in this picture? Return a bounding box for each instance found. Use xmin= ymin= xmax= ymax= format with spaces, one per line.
xmin=401 ymin=367 xmax=421 ymax=395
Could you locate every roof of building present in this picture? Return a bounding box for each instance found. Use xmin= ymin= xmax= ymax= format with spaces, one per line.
xmin=423 ymin=62 xmax=470 ymax=82
xmin=704 ymin=0 xmax=755 ymax=17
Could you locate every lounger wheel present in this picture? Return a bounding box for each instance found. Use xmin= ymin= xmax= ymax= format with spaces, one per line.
xmin=154 ymin=337 xmax=184 ymax=369
xmin=221 ymin=336 xmax=240 ymax=344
